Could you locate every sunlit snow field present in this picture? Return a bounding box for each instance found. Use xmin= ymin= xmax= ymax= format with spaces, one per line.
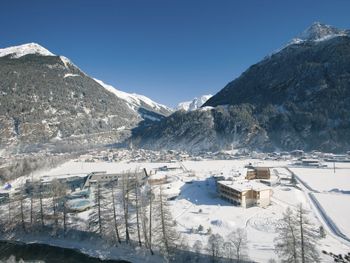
xmin=7 ymin=158 xmax=350 ymax=262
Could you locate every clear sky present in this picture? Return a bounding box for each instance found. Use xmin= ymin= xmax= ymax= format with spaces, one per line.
xmin=1 ymin=0 xmax=350 ymax=107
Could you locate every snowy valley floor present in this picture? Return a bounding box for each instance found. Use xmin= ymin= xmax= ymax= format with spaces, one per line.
xmin=4 ymin=157 xmax=350 ymax=262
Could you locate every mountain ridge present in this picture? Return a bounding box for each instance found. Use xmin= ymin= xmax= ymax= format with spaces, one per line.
xmin=0 ymin=43 xmax=171 ymax=153
xmin=135 ymin=23 xmax=350 ymax=153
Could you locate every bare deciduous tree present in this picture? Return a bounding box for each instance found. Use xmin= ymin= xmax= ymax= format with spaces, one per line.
xmin=207 ymin=233 xmax=224 ymax=262
xmin=226 ymin=228 xmax=248 ymax=262
xmin=193 ymin=240 xmax=203 ymax=262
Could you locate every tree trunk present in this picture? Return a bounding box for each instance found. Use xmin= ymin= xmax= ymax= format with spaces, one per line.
xmin=39 ymin=189 xmax=44 ymax=228
xmin=8 ymin=197 xmax=11 ymax=224
xmin=63 ymin=198 xmax=67 ymax=236
xmin=289 ymin=222 xmax=297 ymax=263
xmin=140 ymin=199 xmax=149 ymax=248
xmin=30 ymin=194 xmax=33 ymax=226
xmin=20 ymin=197 xmax=26 ymax=232
xmin=159 ymin=185 xmax=169 ymax=255
xmin=97 ymin=184 xmax=102 ymax=236
xmin=111 ymin=182 xmax=121 ymax=244
xmin=149 ymin=186 xmax=153 ymax=255
xmin=300 ymin=206 xmax=305 ymax=263
xmin=123 ymin=173 xmax=130 ymax=243
xmin=135 ymin=176 xmax=142 ymax=246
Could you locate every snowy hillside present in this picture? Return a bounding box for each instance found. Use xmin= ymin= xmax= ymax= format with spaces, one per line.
xmin=94 ymin=78 xmax=172 ymax=118
xmin=0 ymin=43 xmax=172 ymax=151
xmin=177 ymin=94 xmax=212 ymax=111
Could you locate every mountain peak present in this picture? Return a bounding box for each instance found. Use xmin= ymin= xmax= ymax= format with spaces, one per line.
xmin=289 ymin=22 xmax=347 ymax=45
xmin=177 ymin=94 xmax=212 ymax=111
xmin=0 ymin=42 xmax=55 ymax=58
xmin=301 ymin=22 xmax=345 ymax=41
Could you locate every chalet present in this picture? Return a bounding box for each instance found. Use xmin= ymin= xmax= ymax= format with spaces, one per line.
xmin=217 ymin=180 xmax=272 ymax=208
xmin=246 ymin=167 xmax=270 ymax=180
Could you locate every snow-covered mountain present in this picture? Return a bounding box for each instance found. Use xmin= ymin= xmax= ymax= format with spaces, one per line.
xmin=135 ymin=22 xmax=350 ymax=153
xmin=94 ymin=79 xmax=172 ymax=119
xmin=288 ymin=22 xmax=348 ymax=45
xmin=0 ymin=42 xmax=78 ymax=70
xmin=176 ymin=95 xmax=212 ymax=111
xmin=0 ymin=43 xmax=54 ymax=58
xmin=0 ymin=42 xmax=171 ymax=152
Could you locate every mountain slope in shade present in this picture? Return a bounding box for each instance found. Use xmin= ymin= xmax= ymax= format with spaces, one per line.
xmin=0 ymin=43 xmax=169 ymax=152
xmin=134 ymin=23 xmax=350 ymax=153
xmin=176 ymin=95 xmax=212 ymax=111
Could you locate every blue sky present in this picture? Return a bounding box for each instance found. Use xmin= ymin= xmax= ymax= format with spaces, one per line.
xmin=1 ymin=0 xmax=350 ymax=107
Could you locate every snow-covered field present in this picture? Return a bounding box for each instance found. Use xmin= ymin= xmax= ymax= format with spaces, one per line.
xmin=313 ymin=193 xmax=350 ymax=239
xmin=290 ymin=165 xmax=350 ymax=192
xmin=5 ymin=157 xmax=350 ymax=262
xmin=288 ymin=164 xmax=350 ymax=252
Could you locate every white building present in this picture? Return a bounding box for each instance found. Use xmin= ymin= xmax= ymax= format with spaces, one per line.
xmin=217 ymin=180 xmax=272 ymax=208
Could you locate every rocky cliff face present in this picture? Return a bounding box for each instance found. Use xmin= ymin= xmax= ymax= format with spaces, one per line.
xmin=0 ymin=43 xmax=169 ymax=153
xmin=134 ymin=23 xmax=350 ymax=153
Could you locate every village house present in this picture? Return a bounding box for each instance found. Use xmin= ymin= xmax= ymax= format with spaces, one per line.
xmin=217 ymin=180 xmax=272 ymax=208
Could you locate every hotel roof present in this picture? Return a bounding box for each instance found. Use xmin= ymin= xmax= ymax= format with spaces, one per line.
xmin=217 ymin=180 xmax=271 ymax=192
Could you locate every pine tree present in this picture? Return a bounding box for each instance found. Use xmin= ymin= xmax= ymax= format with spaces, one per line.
xmin=297 ymin=204 xmax=320 ymax=263
xmin=154 ymin=185 xmax=180 ymax=259
xmin=274 ymin=207 xmax=299 ymax=263
xmin=275 ymin=205 xmax=320 ymax=263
